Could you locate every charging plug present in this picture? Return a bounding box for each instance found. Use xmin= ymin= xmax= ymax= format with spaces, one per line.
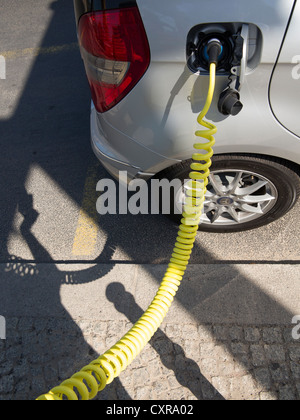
xmin=205 ymin=38 xmax=223 ymax=65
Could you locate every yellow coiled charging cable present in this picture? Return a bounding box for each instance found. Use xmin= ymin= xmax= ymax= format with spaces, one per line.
xmin=37 ymin=62 xmax=217 ymax=401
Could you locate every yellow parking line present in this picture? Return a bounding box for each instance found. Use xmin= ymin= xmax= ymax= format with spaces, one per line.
xmin=1 ymin=42 xmax=78 ymax=59
xmin=72 ymin=164 xmax=100 ymax=257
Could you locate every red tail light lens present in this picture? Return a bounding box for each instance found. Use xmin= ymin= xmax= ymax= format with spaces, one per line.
xmin=78 ymin=7 xmax=150 ymax=113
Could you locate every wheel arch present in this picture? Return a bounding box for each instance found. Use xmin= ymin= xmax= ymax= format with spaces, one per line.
xmin=153 ymin=152 xmax=300 ymax=181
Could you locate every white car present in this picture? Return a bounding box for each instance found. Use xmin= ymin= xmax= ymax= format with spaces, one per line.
xmin=74 ymin=0 xmax=300 ymax=232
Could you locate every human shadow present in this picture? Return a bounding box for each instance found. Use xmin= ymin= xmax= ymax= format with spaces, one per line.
xmin=1 ymin=188 xmax=130 ymax=400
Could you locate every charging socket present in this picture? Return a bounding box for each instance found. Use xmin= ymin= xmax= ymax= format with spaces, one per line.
xmin=187 ymin=30 xmax=235 ymax=74
xmin=187 ymin=22 xmax=262 ymax=116
xmin=187 ymin=22 xmax=262 ymax=77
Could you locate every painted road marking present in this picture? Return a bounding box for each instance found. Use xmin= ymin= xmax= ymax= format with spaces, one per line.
xmin=72 ymin=164 xmax=100 ymax=257
xmin=1 ymin=43 xmax=79 ymax=60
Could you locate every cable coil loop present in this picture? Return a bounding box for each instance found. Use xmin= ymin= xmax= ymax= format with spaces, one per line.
xmin=37 ymin=63 xmax=217 ymax=401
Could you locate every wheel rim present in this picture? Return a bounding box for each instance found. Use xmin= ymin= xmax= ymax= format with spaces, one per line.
xmin=177 ymin=169 xmax=278 ymax=226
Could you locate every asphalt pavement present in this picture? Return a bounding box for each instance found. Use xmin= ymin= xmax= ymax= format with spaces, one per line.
xmin=0 ymin=0 xmax=299 ymax=401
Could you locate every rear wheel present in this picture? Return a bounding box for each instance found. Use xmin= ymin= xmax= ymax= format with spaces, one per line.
xmin=158 ymin=154 xmax=300 ymax=233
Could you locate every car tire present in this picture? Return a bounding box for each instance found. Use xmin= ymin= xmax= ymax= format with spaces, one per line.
xmin=157 ymin=154 xmax=300 ymax=233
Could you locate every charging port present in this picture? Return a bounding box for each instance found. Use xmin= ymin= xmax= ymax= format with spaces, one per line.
xmin=187 ymin=29 xmax=235 ymax=74
xmin=187 ymin=22 xmax=262 ymax=78
xmin=186 ymin=23 xmax=259 ymax=116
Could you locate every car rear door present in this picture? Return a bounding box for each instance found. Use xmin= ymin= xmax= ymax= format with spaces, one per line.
xmin=269 ymin=1 xmax=300 ymax=138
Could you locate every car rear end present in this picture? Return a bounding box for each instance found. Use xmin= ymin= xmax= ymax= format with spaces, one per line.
xmin=74 ymin=0 xmax=299 ymax=175
xmin=73 ymin=0 xmax=300 ymax=232
xmin=74 ymin=0 xmax=173 ymax=182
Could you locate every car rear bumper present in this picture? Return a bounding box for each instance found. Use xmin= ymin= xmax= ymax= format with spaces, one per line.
xmin=90 ymin=102 xmax=180 ymax=183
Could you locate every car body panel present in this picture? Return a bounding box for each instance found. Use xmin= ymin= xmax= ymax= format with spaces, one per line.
xmin=269 ymin=1 xmax=300 ymax=139
xmin=136 ymin=0 xmax=294 ymax=64
xmin=90 ymin=103 xmax=180 ymax=181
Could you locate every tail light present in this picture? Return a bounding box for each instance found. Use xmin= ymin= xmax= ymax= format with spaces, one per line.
xmin=78 ymin=7 xmax=150 ymax=113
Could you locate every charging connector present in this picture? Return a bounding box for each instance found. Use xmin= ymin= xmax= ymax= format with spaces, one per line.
xmin=186 ymin=25 xmax=244 ymax=116
xmin=205 ymin=38 xmax=223 ymax=65
xmin=203 ymin=37 xmax=243 ymax=116
xmin=187 ymin=30 xmax=234 ymax=74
